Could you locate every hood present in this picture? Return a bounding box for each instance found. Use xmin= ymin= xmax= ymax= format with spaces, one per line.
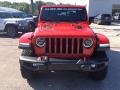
xmin=34 ymin=22 xmax=95 ymax=37
xmin=4 ymin=18 xmax=26 ymax=21
xmin=4 ymin=18 xmax=28 ymax=25
xmin=24 ymin=17 xmax=33 ymax=21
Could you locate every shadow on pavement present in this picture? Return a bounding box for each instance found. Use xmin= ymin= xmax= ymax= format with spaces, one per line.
xmin=113 ymin=29 xmax=120 ymax=31
xmin=0 ymin=33 xmax=23 ymax=39
xmin=26 ymin=50 xmax=120 ymax=90
xmin=111 ymin=23 xmax=120 ymax=26
xmin=27 ymin=71 xmax=104 ymax=90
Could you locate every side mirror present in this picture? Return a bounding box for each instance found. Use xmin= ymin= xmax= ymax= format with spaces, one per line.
xmin=89 ymin=17 xmax=94 ymax=25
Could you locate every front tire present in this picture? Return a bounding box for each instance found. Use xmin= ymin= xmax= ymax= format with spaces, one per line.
xmin=20 ymin=66 xmax=35 ymax=79
xmin=89 ymin=51 xmax=108 ymax=81
xmin=89 ymin=66 xmax=108 ymax=81
xmin=6 ymin=26 xmax=18 ymax=37
xmin=20 ymin=49 xmax=37 ymax=79
xmin=107 ymin=22 xmax=111 ymax=25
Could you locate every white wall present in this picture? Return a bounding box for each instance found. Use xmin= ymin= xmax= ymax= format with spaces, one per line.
xmin=75 ymin=0 xmax=89 ymax=15
xmin=89 ymin=0 xmax=112 ymax=17
xmin=88 ymin=0 xmax=120 ymax=17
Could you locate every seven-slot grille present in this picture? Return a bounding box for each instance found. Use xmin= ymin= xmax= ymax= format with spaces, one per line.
xmin=45 ymin=38 xmax=83 ymax=54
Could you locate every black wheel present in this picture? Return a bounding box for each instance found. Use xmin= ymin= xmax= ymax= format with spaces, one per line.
xmin=89 ymin=51 xmax=108 ymax=81
xmin=29 ymin=23 xmax=35 ymax=32
xmin=89 ymin=66 xmax=108 ymax=81
xmin=6 ymin=26 xmax=18 ymax=37
xmin=97 ymin=21 xmax=101 ymax=25
xmin=20 ymin=66 xmax=36 ymax=79
xmin=107 ymin=22 xmax=111 ymax=25
xmin=20 ymin=49 xmax=37 ymax=79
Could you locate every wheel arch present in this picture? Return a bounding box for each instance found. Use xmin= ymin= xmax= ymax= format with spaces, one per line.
xmin=95 ymin=33 xmax=110 ymax=51
xmin=96 ymin=33 xmax=109 ymax=44
xmin=5 ymin=24 xmax=18 ymax=31
xmin=29 ymin=21 xmax=35 ymax=26
xmin=19 ymin=32 xmax=34 ymax=49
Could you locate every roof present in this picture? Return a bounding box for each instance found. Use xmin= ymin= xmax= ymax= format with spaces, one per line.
xmin=0 ymin=11 xmax=10 ymax=13
xmin=0 ymin=6 xmax=22 ymax=13
xmin=41 ymin=5 xmax=86 ymax=8
xmin=0 ymin=11 xmax=6 ymax=12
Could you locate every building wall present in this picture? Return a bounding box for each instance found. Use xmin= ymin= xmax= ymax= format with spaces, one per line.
xmin=89 ymin=0 xmax=112 ymax=17
xmin=88 ymin=0 xmax=120 ymax=17
xmin=76 ymin=0 xmax=89 ymax=15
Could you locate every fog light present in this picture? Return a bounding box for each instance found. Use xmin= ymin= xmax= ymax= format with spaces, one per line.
xmin=91 ymin=64 xmax=96 ymax=68
xmin=81 ymin=65 xmax=85 ymax=68
xmin=33 ymin=63 xmax=37 ymax=66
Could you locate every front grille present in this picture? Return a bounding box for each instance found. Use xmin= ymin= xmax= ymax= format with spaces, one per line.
xmin=45 ymin=38 xmax=83 ymax=54
xmin=18 ymin=20 xmax=28 ymax=26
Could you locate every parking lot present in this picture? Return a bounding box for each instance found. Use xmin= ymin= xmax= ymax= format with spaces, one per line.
xmin=0 ymin=23 xmax=120 ymax=90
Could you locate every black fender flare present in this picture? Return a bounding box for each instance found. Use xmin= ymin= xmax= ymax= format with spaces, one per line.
xmin=5 ymin=24 xmax=18 ymax=31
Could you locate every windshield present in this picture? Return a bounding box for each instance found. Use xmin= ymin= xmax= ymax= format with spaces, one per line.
xmin=40 ymin=7 xmax=87 ymax=22
xmin=11 ymin=12 xmax=27 ymax=18
xmin=102 ymin=14 xmax=111 ymax=17
xmin=0 ymin=12 xmax=12 ymax=18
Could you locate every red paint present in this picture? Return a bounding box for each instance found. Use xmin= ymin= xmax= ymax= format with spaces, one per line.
xmin=19 ymin=5 xmax=109 ymax=60
xmin=19 ymin=32 xmax=33 ymax=44
xmin=35 ymin=22 xmax=94 ymax=37
xmin=96 ymin=33 xmax=109 ymax=44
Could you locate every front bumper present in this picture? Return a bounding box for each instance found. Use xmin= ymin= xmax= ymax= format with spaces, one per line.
xmin=97 ymin=44 xmax=110 ymax=51
xmin=19 ymin=56 xmax=108 ymax=72
xmin=101 ymin=19 xmax=111 ymax=23
xmin=18 ymin=25 xmax=29 ymax=32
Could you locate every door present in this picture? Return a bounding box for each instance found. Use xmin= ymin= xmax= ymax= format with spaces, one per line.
xmin=94 ymin=14 xmax=101 ymax=23
xmin=0 ymin=18 xmax=5 ymax=31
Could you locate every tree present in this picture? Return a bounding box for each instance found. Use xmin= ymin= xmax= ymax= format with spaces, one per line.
xmin=0 ymin=1 xmax=55 ymax=15
xmin=45 ymin=2 xmax=55 ymax=5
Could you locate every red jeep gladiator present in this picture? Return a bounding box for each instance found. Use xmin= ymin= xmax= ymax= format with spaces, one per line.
xmin=18 ymin=5 xmax=110 ymax=80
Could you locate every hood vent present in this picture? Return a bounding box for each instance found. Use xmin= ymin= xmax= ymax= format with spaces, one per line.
xmin=76 ymin=25 xmax=82 ymax=29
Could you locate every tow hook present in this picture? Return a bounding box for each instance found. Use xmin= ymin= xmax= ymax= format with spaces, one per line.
xmin=84 ymin=57 xmax=87 ymax=62
xmin=80 ymin=64 xmax=96 ymax=71
xmin=32 ymin=56 xmax=50 ymax=67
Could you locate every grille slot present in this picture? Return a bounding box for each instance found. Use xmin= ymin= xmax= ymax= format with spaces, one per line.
xmin=45 ymin=38 xmax=49 ymax=53
xmin=45 ymin=38 xmax=83 ymax=54
xmin=68 ymin=38 xmax=72 ymax=54
xmin=56 ymin=38 xmax=60 ymax=53
xmin=79 ymin=39 xmax=83 ymax=53
xmin=51 ymin=38 xmax=55 ymax=53
xmin=73 ymin=38 xmax=78 ymax=54
xmin=62 ymin=38 xmax=66 ymax=54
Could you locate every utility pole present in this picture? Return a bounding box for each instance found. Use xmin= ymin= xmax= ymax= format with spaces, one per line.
xmin=31 ymin=0 xmax=34 ymax=15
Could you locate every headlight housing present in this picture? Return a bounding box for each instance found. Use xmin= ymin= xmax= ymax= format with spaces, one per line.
xmin=36 ymin=37 xmax=46 ymax=47
xmin=83 ymin=38 xmax=93 ymax=48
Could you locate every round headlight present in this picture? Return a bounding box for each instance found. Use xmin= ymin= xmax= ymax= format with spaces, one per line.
xmin=83 ymin=38 xmax=93 ymax=48
xmin=36 ymin=37 xmax=46 ymax=47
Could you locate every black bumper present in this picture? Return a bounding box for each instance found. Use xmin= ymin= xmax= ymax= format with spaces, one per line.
xmin=101 ymin=20 xmax=111 ymax=23
xmin=18 ymin=25 xmax=29 ymax=32
xmin=19 ymin=56 xmax=108 ymax=72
